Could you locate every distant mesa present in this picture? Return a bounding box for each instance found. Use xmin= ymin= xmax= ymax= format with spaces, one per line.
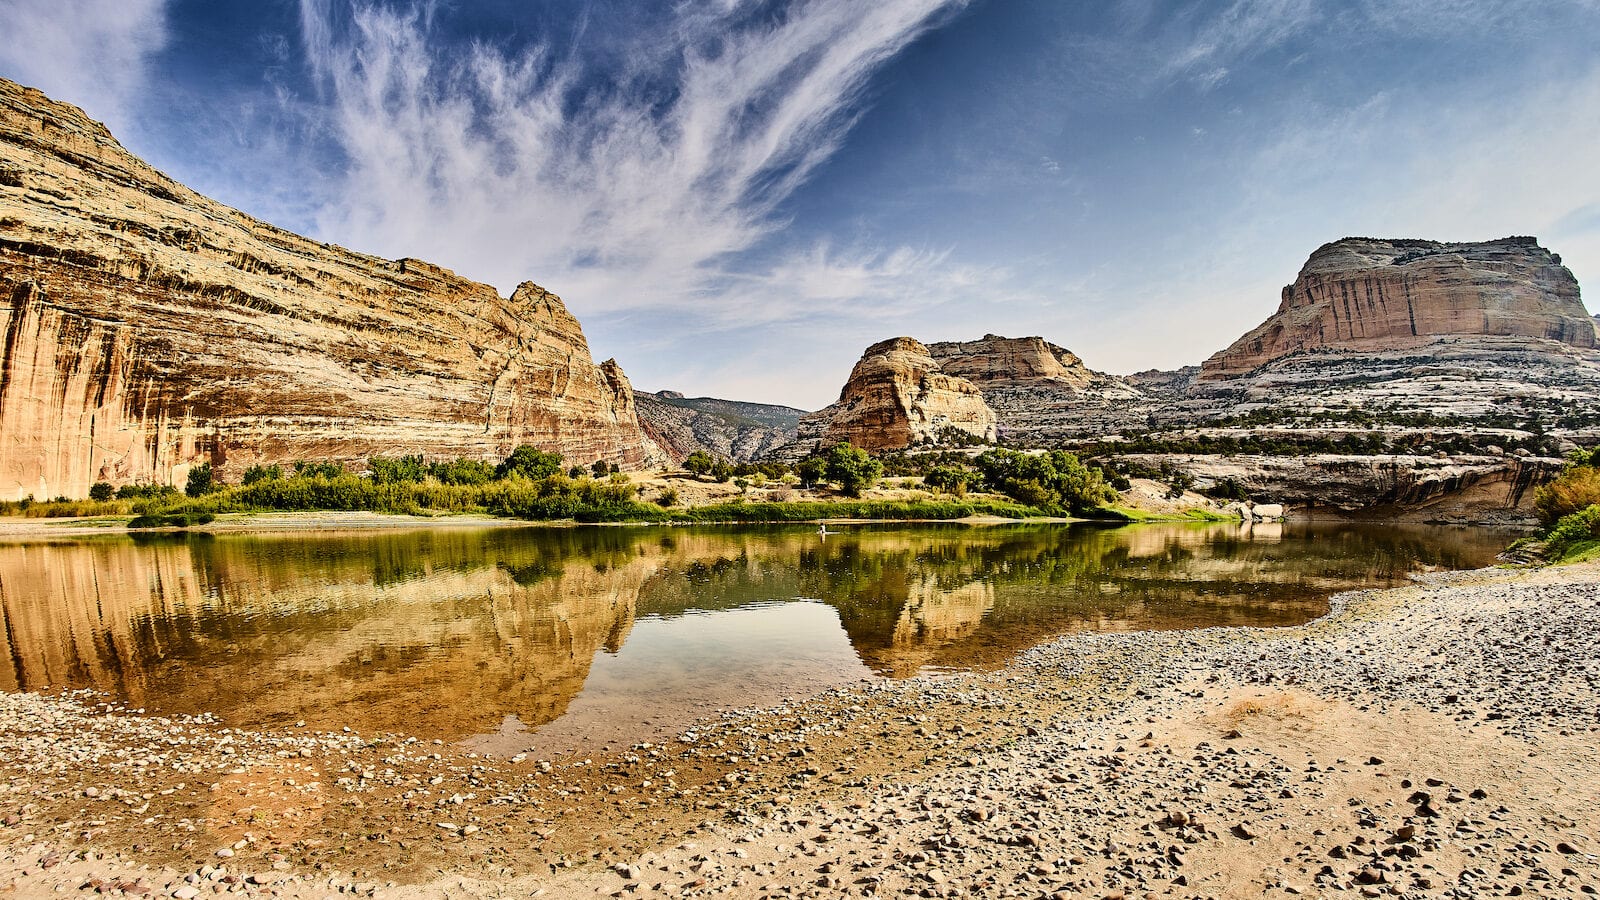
xmin=1201 ymin=236 xmax=1597 ymax=379
xmin=0 ymin=77 xmax=660 ymax=501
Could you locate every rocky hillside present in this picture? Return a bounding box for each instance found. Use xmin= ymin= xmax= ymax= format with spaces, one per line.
xmin=635 ymin=390 xmax=804 ymax=463
xmin=794 ymin=337 xmax=996 ymax=452
xmin=927 ymin=335 xmax=1148 ymax=442
xmin=0 ymin=78 xmax=659 ymax=501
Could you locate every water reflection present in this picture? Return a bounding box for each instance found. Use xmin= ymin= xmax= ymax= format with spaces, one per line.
xmin=0 ymin=522 xmax=1507 ymax=752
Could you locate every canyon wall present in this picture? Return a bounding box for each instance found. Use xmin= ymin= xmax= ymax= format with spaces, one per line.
xmin=1202 ymin=237 xmax=1597 ymax=379
xmin=0 ymin=78 xmax=657 ymax=500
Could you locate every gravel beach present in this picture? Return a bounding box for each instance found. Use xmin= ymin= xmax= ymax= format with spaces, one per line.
xmin=3 ymin=561 xmax=1597 ymax=899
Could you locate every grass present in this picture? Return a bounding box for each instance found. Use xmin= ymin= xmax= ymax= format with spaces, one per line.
xmin=0 ymin=498 xmax=138 ymax=518
xmin=1561 ymin=542 xmax=1600 ymax=564
xmin=1098 ymin=505 xmax=1243 ymax=523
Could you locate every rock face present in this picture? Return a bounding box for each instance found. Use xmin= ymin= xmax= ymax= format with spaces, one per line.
xmin=0 ymin=78 xmax=657 ymax=500
xmin=926 ymin=335 xmax=1149 ymax=442
xmin=1202 ymin=237 xmax=1597 ymax=379
xmin=635 ymin=390 xmax=804 ymax=463
xmin=796 ymin=337 xmax=996 ymax=452
xmin=1123 ymin=453 xmax=1559 ymax=526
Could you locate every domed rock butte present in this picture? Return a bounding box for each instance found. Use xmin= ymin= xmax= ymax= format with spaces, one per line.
xmin=0 ymin=78 xmax=658 ymax=501
xmin=1200 ymin=236 xmax=1597 ymax=379
xmin=795 ymin=337 xmax=998 ymax=452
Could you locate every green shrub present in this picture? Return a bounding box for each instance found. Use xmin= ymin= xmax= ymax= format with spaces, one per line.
xmin=683 ymin=451 xmax=718 ymax=477
xmin=293 ymin=460 xmax=345 ymax=479
xmin=656 ymin=488 xmax=679 ymax=507
xmin=796 ymin=455 xmax=828 ymax=487
xmin=498 ymin=446 xmax=564 ymax=481
xmin=824 ymin=443 xmax=882 ymax=497
xmin=89 ymin=481 xmax=114 ymax=501
xmin=975 ymin=449 xmax=1115 ymax=515
xmin=429 ymin=458 xmax=495 ymax=485
xmin=922 ymin=466 xmax=970 ymax=495
xmin=128 ymin=511 xmax=216 ymax=529
xmin=1535 ymin=465 xmax=1600 ymax=526
xmin=368 ymin=454 xmax=429 ymax=484
xmin=185 ymin=463 xmax=215 ymax=498
xmin=117 ymin=483 xmax=180 ymax=501
xmin=242 ymin=464 xmax=283 ymax=485
xmin=1543 ymin=504 xmax=1600 ymax=562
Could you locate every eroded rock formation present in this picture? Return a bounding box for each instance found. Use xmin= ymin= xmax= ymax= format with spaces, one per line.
xmin=1121 ymin=452 xmax=1559 ymax=525
xmin=927 ymin=335 xmax=1149 ymax=442
xmin=0 ymin=78 xmax=657 ymax=500
xmin=1202 ymin=237 xmax=1597 ymax=379
xmin=795 ymin=337 xmax=996 ymax=452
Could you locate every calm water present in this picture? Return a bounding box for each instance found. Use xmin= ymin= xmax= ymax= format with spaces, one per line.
xmin=0 ymin=522 xmax=1507 ymax=754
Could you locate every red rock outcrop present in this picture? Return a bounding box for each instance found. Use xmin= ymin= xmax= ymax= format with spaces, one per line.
xmin=0 ymin=78 xmax=658 ymax=500
xmin=795 ymin=337 xmax=996 ymax=451
xmin=1202 ymin=237 xmax=1597 ymax=379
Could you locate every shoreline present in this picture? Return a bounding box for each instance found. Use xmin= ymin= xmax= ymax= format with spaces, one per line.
xmin=3 ymin=560 xmax=1595 ymax=897
xmin=0 ymin=509 xmax=1160 ymax=539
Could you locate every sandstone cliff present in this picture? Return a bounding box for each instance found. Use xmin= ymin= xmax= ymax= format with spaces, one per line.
xmin=635 ymin=390 xmax=803 ymax=463
xmin=0 ymin=78 xmax=657 ymax=500
xmin=1202 ymin=237 xmax=1597 ymax=379
xmin=927 ymin=335 xmax=1149 ymax=442
xmin=795 ymin=337 xmax=997 ymax=452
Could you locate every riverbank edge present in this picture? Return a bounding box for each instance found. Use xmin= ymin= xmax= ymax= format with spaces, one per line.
xmin=3 ymin=557 xmax=1596 ymax=898
xmin=0 ymin=506 xmax=1239 ymax=537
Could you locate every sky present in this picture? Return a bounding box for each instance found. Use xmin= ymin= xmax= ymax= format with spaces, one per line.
xmin=4 ymin=0 xmax=1600 ymax=410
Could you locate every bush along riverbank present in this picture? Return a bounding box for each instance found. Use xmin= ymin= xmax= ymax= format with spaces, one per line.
xmin=1508 ymin=445 xmax=1600 ymax=563
xmin=0 ymin=445 xmax=1175 ymax=529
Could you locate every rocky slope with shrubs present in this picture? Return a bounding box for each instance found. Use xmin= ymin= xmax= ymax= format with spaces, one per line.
xmin=634 ymin=390 xmax=802 ymax=463
xmin=0 ymin=77 xmax=659 ymax=502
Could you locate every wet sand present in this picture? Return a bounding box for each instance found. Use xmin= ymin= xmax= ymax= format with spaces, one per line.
xmin=1 ymin=561 xmax=1597 ymax=898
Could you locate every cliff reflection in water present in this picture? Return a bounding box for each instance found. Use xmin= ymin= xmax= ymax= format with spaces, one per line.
xmin=0 ymin=523 xmax=1507 ymax=745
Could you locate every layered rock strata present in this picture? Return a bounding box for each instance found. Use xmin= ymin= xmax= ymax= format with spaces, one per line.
xmin=0 ymin=78 xmax=656 ymax=500
xmin=1202 ymin=237 xmax=1597 ymax=379
xmin=927 ymin=335 xmax=1149 ymax=442
xmin=795 ymin=337 xmax=997 ymax=452
xmin=635 ymin=390 xmax=803 ymax=463
xmin=1122 ymin=453 xmax=1558 ymax=525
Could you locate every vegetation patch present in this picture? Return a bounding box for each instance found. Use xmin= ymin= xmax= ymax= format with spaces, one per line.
xmin=1518 ymin=446 xmax=1600 ymax=564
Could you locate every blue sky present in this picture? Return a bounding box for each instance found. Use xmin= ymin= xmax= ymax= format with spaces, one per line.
xmin=5 ymin=0 xmax=1599 ymax=409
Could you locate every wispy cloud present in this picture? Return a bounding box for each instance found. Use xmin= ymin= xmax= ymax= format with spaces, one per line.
xmin=295 ymin=0 xmax=968 ymax=327
xmin=1159 ymin=0 xmax=1316 ymax=90
xmin=0 ymin=0 xmax=169 ymax=134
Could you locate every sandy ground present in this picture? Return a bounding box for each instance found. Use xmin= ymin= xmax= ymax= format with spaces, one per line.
xmin=6 ymin=560 xmax=1592 ymax=899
